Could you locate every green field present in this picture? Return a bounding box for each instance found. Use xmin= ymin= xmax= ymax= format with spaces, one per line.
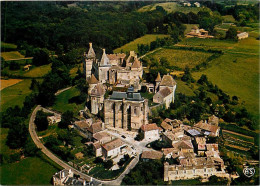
xmin=0 ymin=155 xmax=60 ymax=185
xmin=138 ymin=2 xmax=203 ymax=13
xmin=1 ymin=51 xmax=24 ymax=60
xmin=175 ymin=80 xmax=195 ymax=96
xmin=23 ymin=64 xmax=52 ymax=78
xmin=1 ymin=79 xmax=32 ymax=111
xmin=148 ymin=48 xmax=213 ymax=69
xmin=222 ymin=15 xmax=236 ymax=23
xmin=113 ymin=34 xmax=169 ymax=53
xmin=1 ymin=42 xmax=17 ymax=51
xmin=52 ymin=87 xmax=85 ymax=116
xmin=177 ymin=34 xmax=259 ymax=117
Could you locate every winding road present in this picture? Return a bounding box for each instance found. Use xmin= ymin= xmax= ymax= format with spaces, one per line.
xmin=29 ymin=105 xmax=139 ymax=185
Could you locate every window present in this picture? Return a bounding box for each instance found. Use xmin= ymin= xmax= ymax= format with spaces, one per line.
xmin=141 ymin=107 xmax=143 ymax=111
xmin=134 ymin=108 xmax=137 ymax=114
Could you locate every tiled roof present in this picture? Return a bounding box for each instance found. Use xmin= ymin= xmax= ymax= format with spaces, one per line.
xmin=107 ymin=53 xmax=126 ymax=60
xmin=161 ymin=148 xmax=177 ymax=156
xmin=93 ymin=131 xmax=111 ymax=141
xmin=141 ymin=123 xmax=159 ymax=132
xmin=157 ymin=87 xmax=172 ymax=98
xmin=101 ymin=138 xmax=125 ymax=151
xmin=155 ymin=72 xmax=161 ymax=82
xmin=74 ymin=120 xmax=91 ymax=129
xmin=161 ymin=121 xmax=173 ymax=130
xmin=88 ymin=74 xmax=99 ymax=84
xmin=131 ymin=59 xmax=141 ymax=68
xmin=194 ymin=121 xmax=219 ymax=134
xmin=91 ymin=83 xmax=105 ymax=96
xmin=87 ymin=121 xmax=103 ymax=134
xmin=141 ymin=151 xmax=163 ymax=160
xmin=93 ymin=142 xmax=101 ymax=149
xmin=173 ymin=140 xmax=193 ymax=150
xmin=208 ymin=115 xmax=219 ymax=125
xmin=110 ymin=91 xmax=143 ymax=101
xmin=87 ymin=43 xmax=95 ymax=58
xmin=160 ymin=75 xmax=176 ymax=87
xmin=206 ymin=144 xmax=219 ymax=151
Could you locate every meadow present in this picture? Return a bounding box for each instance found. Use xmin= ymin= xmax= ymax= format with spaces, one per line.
xmin=148 ymin=48 xmax=213 ymax=69
xmin=23 ymin=64 xmax=52 ymax=78
xmin=138 ymin=2 xmax=202 ymax=13
xmin=0 ymin=79 xmax=32 ymax=111
xmin=52 ymin=87 xmax=85 ymax=116
xmin=1 ymin=42 xmax=17 ymax=51
xmin=1 ymin=51 xmax=24 ymax=60
xmin=113 ymin=34 xmax=169 ymax=54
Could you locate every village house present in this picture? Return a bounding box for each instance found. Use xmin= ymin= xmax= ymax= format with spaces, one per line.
xmin=162 ymin=148 xmax=179 ymax=159
xmin=237 ymin=32 xmax=248 ymax=40
xmin=74 ymin=119 xmax=92 ymax=133
xmin=141 ymin=151 xmax=163 ymax=162
xmin=208 ymin=115 xmax=219 ymax=126
xmin=47 ymin=115 xmax=61 ymax=125
xmin=101 ymin=138 xmax=127 ymax=160
xmin=186 ymin=26 xmax=214 ymax=39
xmin=164 ymin=156 xmax=226 ymax=181
xmin=93 ymin=131 xmax=114 ymax=144
xmin=93 ymin=142 xmax=102 ymax=157
xmin=172 ymin=140 xmax=194 ymax=153
xmin=153 ymin=73 xmax=177 ymax=109
xmin=140 ymin=123 xmax=160 ymax=141
xmin=104 ymin=88 xmax=149 ymax=132
xmin=162 ymin=129 xmax=191 ymax=146
xmin=194 ymin=120 xmax=220 ymax=137
xmin=194 ymin=136 xmax=207 ymax=156
xmin=52 ymin=169 xmax=97 ymax=186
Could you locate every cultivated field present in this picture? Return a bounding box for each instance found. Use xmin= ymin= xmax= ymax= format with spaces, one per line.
xmin=23 ymin=64 xmax=52 ymax=78
xmin=0 ymin=79 xmax=32 ymax=111
xmin=178 ymin=32 xmax=259 ymax=117
xmin=113 ymin=34 xmax=169 ymax=53
xmin=1 ymin=79 xmax=23 ymax=90
xmin=148 ymin=48 xmax=213 ymax=69
xmin=222 ymin=15 xmax=236 ymax=23
xmin=1 ymin=51 xmax=24 ymax=60
xmin=138 ymin=2 xmax=203 ymax=13
xmin=1 ymin=42 xmax=17 ymax=51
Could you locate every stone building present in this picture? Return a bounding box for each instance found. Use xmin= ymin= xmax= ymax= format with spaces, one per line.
xmin=83 ymin=43 xmax=143 ymax=90
xmin=140 ymin=123 xmax=160 ymax=141
xmin=164 ymin=156 xmax=226 ymax=181
xmin=104 ymin=88 xmax=148 ymax=131
xmin=153 ymin=73 xmax=177 ymax=109
xmin=90 ymin=83 xmax=106 ymax=115
xmin=186 ymin=26 xmax=214 ymax=38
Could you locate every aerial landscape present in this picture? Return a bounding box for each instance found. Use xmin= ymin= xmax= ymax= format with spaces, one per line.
xmin=0 ymin=0 xmax=259 ymax=185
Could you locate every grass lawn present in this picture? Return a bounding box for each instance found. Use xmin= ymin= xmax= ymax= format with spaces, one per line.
xmin=113 ymin=34 xmax=169 ymax=53
xmin=138 ymin=2 xmax=203 ymax=13
xmin=23 ymin=64 xmax=52 ymax=78
xmin=175 ymin=80 xmax=195 ymax=96
xmin=0 ymin=155 xmax=60 ymax=185
xmin=222 ymin=15 xmax=236 ymax=23
xmin=1 ymin=42 xmax=17 ymax=51
xmin=70 ymin=64 xmax=83 ymax=78
xmin=1 ymin=79 xmax=32 ymax=111
xmin=148 ymin=48 xmax=213 ymax=69
xmin=52 ymin=87 xmax=85 ymax=116
xmin=1 ymin=51 xmax=24 ymax=60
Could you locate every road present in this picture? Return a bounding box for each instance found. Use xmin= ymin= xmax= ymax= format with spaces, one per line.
xmin=29 ymin=105 xmax=139 ymax=185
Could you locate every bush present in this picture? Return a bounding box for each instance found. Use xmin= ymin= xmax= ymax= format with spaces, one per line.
xmin=104 ymin=160 xmax=113 ymax=169
xmin=94 ymin=157 xmax=103 ymax=164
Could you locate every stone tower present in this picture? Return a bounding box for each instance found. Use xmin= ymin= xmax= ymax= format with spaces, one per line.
xmin=155 ymin=72 xmax=161 ymax=93
xmin=83 ymin=43 xmax=96 ymax=81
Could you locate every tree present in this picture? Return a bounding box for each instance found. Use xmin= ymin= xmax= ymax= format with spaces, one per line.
xmin=6 ymin=118 xmax=28 ymax=149
xmin=225 ymin=27 xmax=238 ymax=40
xmin=32 ymin=48 xmax=50 ymax=66
xmin=104 ymin=160 xmax=113 ymax=169
xmin=35 ymin=110 xmax=49 ymax=131
xmin=24 ymin=140 xmax=39 ymax=157
xmin=58 ymin=110 xmax=74 ymax=128
xmin=30 ymin=79 xmax=39 ymax=91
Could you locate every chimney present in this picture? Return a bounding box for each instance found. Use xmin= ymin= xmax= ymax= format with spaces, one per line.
xmin=89 ymin=43 xmax=92 ymax=48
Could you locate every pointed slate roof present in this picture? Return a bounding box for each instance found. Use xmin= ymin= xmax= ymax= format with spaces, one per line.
xmin=100 ymin=49 xmax=110 ymax=66
xmin=87 ymin=43 xmax=95 ymax=59
xmin=88 ymin=74 xmax=99 ymax=84
xmin=155 ymin=72 xmax=161 ymax=82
